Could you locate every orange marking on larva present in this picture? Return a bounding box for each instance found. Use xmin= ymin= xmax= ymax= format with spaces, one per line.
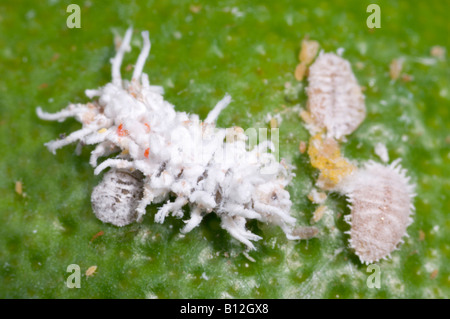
xmin=144 ymin=123 xmax=151 ymax=133
xmin=117 ymin=124 xmax=129 ymax=137
xmin=144 ymin=148 xmax=150 ymax=158
xmin=90 ymin=230 xmax=104 ymax=243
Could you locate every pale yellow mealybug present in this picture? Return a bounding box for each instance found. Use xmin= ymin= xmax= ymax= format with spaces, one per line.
xmin=85 ymin=265 xmax=98 ymax=278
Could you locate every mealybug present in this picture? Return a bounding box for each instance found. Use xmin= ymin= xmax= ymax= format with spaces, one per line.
xmin=303 ymin=52 xmax=366 ymax=140
xmin=300 ymin=48 xmax=415 ymax=264
xmin=338 ymin=160 xmax=416 ymax=264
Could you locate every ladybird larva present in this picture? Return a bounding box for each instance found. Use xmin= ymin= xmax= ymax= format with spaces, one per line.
xmin=339 ymin=160 xmax=416 ymax=264
xmin=305 ymin=52 xmax=366 ymax=140
xmin=36 ymin=28 xmax=312 ymax=251
xmin=91 ymin=168 xmax=144 ymax=227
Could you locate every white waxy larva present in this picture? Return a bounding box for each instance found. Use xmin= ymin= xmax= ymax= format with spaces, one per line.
xmin=339 ymin=160 xmax=416 ymax=264
xmin=305 ymin=52 xmax=366 ymax=140
xmin=36 ymin=28 xmax=313 ymax=251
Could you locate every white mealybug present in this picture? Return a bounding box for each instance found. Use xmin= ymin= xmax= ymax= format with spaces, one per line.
xmin=301 ymin=48 xmax=415 ymax=264
xmin=338 ymin=160 xmax=416 ymax=264
xmin=37 ymin=28 xmax=315 ymax=250
xmin=304 ymin=52 xmax=366 ymax=140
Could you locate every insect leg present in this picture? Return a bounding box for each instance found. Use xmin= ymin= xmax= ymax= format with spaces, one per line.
xmin=154 ymin=196 xmax=188 ymax=223
xmin=36 ymin=104 xmax=83 ymax=122
xmin=93 ymin=158 xmax=134 ymax=175
xmin=44 ymin=127 xmax=93 ymax=154
xmin=222 ymin=203 xmax=263 ymax=221
xmin=253 ymin=202 xmax=297 ymax=225
xmin=220 ymin=215 xmax=262 ymax=250
xmin=181 ymin=206 xmax=204 ymax=233
xmin=89 ymin=141 xmax=119 ymax=167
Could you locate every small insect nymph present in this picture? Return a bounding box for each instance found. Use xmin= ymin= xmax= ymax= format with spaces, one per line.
xmin=85 ymin=265 xmax=98 ymax=278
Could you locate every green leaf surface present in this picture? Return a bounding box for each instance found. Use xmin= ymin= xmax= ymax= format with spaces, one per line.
xmin=0 ymin=0 xmax=448 ymax=298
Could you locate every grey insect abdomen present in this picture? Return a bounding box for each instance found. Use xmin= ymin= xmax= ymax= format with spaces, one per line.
xmin=91 ymin=169 xmax=144 ymax=227
xmin=344 ymin=161 xmax=415 ymax=264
